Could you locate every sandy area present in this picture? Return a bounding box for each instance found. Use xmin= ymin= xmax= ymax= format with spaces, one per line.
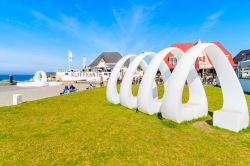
xmin=0 ymin=83 xmax=91 ymax=107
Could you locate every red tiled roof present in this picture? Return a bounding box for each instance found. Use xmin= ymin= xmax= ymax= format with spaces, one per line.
xmin=164 ymin=41 xmax=237 ymax=70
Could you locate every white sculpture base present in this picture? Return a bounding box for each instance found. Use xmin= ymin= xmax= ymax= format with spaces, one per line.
xmin=17 ymin=82 xmax=62 ymax=87
xmin=48 ymin=82 xmax=63 ymax=86
xmin=17 ymin=82 xmax=48 ymax=87
xmin=178 ymin=103 xmax=207 ymax=122
xmin=213 ymin=110 xmax=248 ymax=132
xmin=16 ymin=71 xmax=63 ymax=87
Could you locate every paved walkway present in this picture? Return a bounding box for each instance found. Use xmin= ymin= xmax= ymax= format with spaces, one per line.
xmin=0 ymin=83 xmax=90 ymax=107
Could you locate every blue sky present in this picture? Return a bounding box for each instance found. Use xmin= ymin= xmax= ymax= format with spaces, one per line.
xmin=0 ymin=0 xmax=250 ymax=74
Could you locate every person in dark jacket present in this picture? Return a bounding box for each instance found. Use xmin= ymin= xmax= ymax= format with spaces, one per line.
xmin=69 ymin=84 xmax=76 ymax=92
xmin=9 ymin=75 xmax=13 ymax=84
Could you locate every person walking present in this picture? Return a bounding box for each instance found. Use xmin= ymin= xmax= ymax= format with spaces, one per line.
xmin=9 ymin=75 xmax=13 ymax=84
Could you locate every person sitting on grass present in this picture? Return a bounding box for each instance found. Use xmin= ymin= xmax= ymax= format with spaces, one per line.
xmin=69 ymin=84 xmax=76 ymax=92
xmin=60 ymin=85 xmax=69 ymax=95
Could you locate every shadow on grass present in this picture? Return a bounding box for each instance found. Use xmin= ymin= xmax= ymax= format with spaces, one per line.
xmin=104 ymin=101 xmax=124 ymax=109
xmin=239 ymin=126 xmax=250 ymax=133
xmin=157 ymin=112 xmax=212 ymax=129
xmin=206 ymin=111 xmax=213 ymax=125
xmin=157 ymin=112 xmax=163 ymax=120
xmin=161 ymin=120 xmax=179 ymax=128
xmin=62 ymin=119 xmax=73 ymax=124
xmin=136 ymin=108 xmax=139 ymax=113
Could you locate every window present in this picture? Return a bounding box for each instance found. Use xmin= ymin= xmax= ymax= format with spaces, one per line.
xmin=173 ymin=58 xmax=177 ymax=64
xmin=169 ymin=57 xmax=177 ymax=65
xmin=240 ymin=66 xmax=250 ymax=79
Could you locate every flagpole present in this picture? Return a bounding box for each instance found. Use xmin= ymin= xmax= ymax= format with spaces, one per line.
xmin=68 ymin=50 xmax=73 ymax=71
xmin=68 ymin=60 xmax=71 ymax=71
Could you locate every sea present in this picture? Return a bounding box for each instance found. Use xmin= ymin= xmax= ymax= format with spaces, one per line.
xmin=0 ymin=74 xmax=33 ymax=82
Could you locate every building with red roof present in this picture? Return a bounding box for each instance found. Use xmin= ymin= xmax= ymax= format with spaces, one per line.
xmin=164 ymin=40 xmax=237 ymax=78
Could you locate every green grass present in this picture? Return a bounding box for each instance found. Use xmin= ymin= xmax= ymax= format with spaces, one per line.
xmin=0 ymin=86 xmax=250 ymax=165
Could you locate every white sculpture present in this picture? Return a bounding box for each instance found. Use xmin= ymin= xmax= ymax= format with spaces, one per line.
xmin=106 ymin=43 xmax=249 ymax=132
xmin=120 ymin=52 xmax=161 ymax=109
xmin=17 ymin=71 xmax=62 ymax=87
xmin=17 ymin=71 xmax=48 ymax=87
xmin=137 ymin=47 xmax=207 ymax=115
xmin=106 ymin=54 xmax=137 ymax=104
xmin=33 ymin=70 xmax=48 ymax=84
xmin=107 ymin=52 xmax=158 ymax=107
xmin=160 ymin=43 xmax=248 ymax=132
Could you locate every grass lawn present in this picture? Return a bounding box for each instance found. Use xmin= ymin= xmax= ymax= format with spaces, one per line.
xmin=0 ymin=86 xmax=250 ymax=165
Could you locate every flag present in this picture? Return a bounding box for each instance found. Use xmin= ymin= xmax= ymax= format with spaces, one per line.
xmin=68 ymin=50 xmax=73 ymax=62
xmin=82 ymin=56 xmax=86 ymax=69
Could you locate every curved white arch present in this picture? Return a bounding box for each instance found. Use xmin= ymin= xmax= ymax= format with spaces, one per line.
xmin=17 ymin=70 xmax=48 ymax=87
xmin=137 ymin=47 xmax=207 ymax=115
xmin=160 ymin=43 xmax=248 ymax=132
xmin=106 ymin=54 xmax=137 ymax=104
xmin=119 ymin=52 xmax=165 ymax=109
xmin=34 ymin=70 xmax=47 ymax=83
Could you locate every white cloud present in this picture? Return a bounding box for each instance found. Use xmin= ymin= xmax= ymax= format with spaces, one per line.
xmin=189 ymin=10 xmax=224 ymax=37
xmin=207 ymin=11 xmax=223 ymax=20
xmin=94 ymin=4 xmax=168 ymax=54
xmin=31 ymin=10 xmax=83 ymax=36
xmin=201 ymin=11 xmax=223 ymax=30
xmin=30 ymin=3 xmax=170 ymax=56
xmin=1 ymin=3 xmax=174 ymax=73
